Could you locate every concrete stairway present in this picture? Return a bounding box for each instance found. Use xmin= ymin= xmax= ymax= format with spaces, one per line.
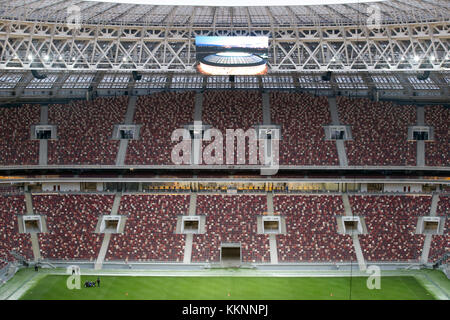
xmin=95 ymin=193 xmax=121 ymax=270
xmin=342 ymin=194 xmax=366 ymax=271
xmin=191 ymin=93 xmax=204 ymax=165
xmin=266 ymin=194 xmax=279 ymax=264
xmin=194 ymin=92 xmax=203 ymax=122
xmin=24 ymin=193 xmax=41 ymax=262
xmin=262 ymin=93 xmax=271 ymax=125
xmin=328 ymin=97 xmax=340 ymax=125
xmin=183 ymin=235 xmax=193 ymax=264
xmin=342 ymin=194 xmax=352 ymax=217
xmin=416 ymin=106 xmax=426 ymax=167
xmin=336 ymin=140 xmax=348 ymax=166
xmin=183 ymin=193 xmax=197 ymax=264
xmin=420 ymin=193 xmax=440 ymax=264
xmin=352 ymin=235 xmax=367 ymax=271
xmin=95 ymin=234 xmax=111 ymax=270
xmin=124 ymin=96 xmax=137 ymax=124
xmin=38 ymin=105 xmax=49 ymax=166
xmin=116 ymin=96 xmax=138 ymax=166
xmin=327 ymin=97 xmax=348 ymax=167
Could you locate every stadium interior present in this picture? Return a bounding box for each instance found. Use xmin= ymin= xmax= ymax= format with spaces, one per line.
xmin=0 ymin=0 xmax=448 ymax=301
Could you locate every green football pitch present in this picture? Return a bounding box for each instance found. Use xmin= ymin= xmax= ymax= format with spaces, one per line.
xmin=18 ymin=274 xmax=439 ymax=300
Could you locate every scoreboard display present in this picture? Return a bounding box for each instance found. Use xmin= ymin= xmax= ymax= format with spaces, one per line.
xmin=196 ymin=36 xmax=269 ymax=76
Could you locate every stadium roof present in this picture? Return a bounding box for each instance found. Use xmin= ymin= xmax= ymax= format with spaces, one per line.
xmin=0 ymin=0 xmax=448 ymax=27
xmin=83 ymin=0 xmax=384 ymax=6
xmin=0 ymin=0 xmax=447 ymax=81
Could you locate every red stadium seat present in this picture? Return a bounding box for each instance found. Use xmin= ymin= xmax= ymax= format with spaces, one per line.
xmin=192 ymin=195 xmax=270 ymax=263
xmin=48 ymin=96 xmax=128 ymax=165
xmin=106 ymin=194 xmax=189 ymax=262
xmin=274 ymin=195 xmax=355 ymax=262
xmin=337 ymin=96 xmax=417 ymax=166
xmin=34 ymin=194 xmax=114 ymax=260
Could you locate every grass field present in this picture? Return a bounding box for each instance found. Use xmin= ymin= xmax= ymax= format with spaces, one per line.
xmin=19 ymin=274 xmax=437 ymax=300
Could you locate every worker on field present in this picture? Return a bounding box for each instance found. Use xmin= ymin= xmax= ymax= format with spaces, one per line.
xmin=97 ymin=277 xmax=100 ymax=288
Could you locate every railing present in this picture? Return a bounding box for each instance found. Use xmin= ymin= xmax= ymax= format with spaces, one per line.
xmin=9 ymin=250 xmax=27 ymax=264
xmin=0 ymin=262 xmax=19 ymax=287
xmin=433 ymin=252 xmax=449 ymax=269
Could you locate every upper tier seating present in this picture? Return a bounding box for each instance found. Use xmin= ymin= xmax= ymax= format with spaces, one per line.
xmin=48 ymin=96 xmax=127 ymax=165
xmin=424 ymin=105 xmax=450 ymax=167
xmin=2 ymin=93 xmax=449 ymax=168
xmin=0 ymin=105 xmax=40 ymax=165
xmin=201 ymin=91 xmax=263 ymax=165
xmin=126 ymin=92 xmax=195 ymax=165
xmin=337 ymin=97 xmax=417 ymax=166
xmin=270 ymin=92 xmax=339 ymax=166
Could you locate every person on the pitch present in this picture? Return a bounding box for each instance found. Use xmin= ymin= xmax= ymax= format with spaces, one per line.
xmin=97 ymin=277 xmax=100 ymax=288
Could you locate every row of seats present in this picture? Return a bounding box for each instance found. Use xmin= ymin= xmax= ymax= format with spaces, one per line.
xmin=201 ymin=91 xmax=263 ymax=165
xmin=0 ymin=193 xmax=446 ymax=264
xmin=0 ymin=195 xmax=33 ymax=263
xmin=271 ymin=92 xmax=339 ymax=166
xmin=0 ymin=93 xmax=448 ymax=168
xmin=337 ymin=97 xmax=417 ymax=166
xmin=429 ymin=196 xmax=449 ymax=262
xmin=429 ymin=220 xmax=449 ymax=263
xmin=0 ymin=105 xmax=40 ymax=165
xmin=48 ymin=97 xmax=128 ymax=165
xmin=425 ymin=105 xmax=449 ymax=167
xmin=350 ymin=195 xmax=431 ymax=261
xmin=33 ymin=194 xmax=114 ymax=260
xmin=106 ymin=195 xmax=189 ymax=262
xmin=126 ymin=92 xmax=195 ymax=165
xmin=192 ymin=195 xmax=270 ymax=263
xmin=273 ymin=195 xmax=355 ymax=262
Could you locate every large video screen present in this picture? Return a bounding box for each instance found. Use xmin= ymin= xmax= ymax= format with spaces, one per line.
xmin=196 ymin=36 xmax=269 ymax=76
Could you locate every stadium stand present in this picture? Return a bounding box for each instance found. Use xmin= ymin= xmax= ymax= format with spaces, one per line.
xmin=192 ymin=195 xmax=270 ymax=263
xmin=126 ymin=92 xmax=195 ymax=165
xmin=201 ymin=90 xmax=263 ymax=165
xmin=273 ymin=195 xmax=356 ymax=262
xmin=273 ymin=195 xmax=355 ymax=262
xmin=270 ymin=92 xmax=339 ymax=166
xmin=48 ymin=96 xmax=128 ymax=165
xmin=33 ymin=194 xmax=114 ymax=260
xmin=106 ymin=195 xmax=189 ymax=262
xmin=337 ymin=97 xmax=417 ymax=166
xmin=424 ymin=105 xmax=450 ymax=167
xmin=0 ymin=94 xmax=449 ymax=169
xmin=0 ymin=104 xmax=40 ymax=165
xmin=429 ymin=196 xmax=449 ymax=262
xmin=0 ymin=195 xmax=33 ymax=263
xmin=350 ymin=195 xmax=430 ymax=261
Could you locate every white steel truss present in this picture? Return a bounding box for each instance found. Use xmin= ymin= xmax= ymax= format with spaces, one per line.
xmin=0 ymin=19 xmax=448 ymax=72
